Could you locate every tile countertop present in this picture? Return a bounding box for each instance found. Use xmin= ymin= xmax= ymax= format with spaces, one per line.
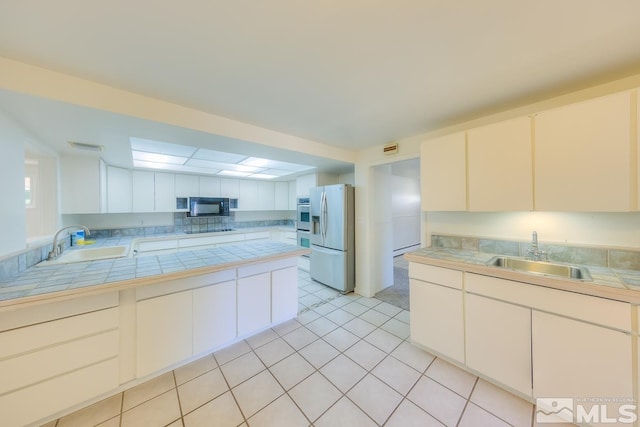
xmin=405 ymin=247 xmax=640 ymax=304
xmin=0 ymin=230 xmax=307 ymax=310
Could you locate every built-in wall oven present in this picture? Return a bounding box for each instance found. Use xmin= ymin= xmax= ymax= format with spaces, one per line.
xmin=296 ymin=197 xmax=310 ymax=257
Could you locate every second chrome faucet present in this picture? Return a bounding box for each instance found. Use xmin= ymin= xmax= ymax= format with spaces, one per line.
xmin=527 ymin=230 xmax=547 ymax=261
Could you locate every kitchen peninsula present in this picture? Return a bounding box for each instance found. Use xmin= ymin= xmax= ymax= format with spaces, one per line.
xmin=0 ymin=234 xmax=308 ymax=427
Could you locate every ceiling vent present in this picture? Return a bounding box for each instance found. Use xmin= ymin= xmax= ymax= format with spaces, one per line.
xmin=383 ymin=142 xmax=399 ymax=155
xmin=68 ymin=141 xmax=103 ymax=152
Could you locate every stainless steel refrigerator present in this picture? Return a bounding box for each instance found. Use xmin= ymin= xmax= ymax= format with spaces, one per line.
xmin=310 ymin=184 xmax=355 ymax=293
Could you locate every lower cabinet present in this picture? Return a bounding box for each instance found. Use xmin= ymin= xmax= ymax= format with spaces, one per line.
xmin=465 ymin=293 xmax=532 ymax=395
xmin=410 ymin=278 xmax=464 ymax=363
xmin=272 ymin=266 xmax=298 ymax=324
xmin=238 ymin=272 xmax=272 ymax=337
xmin=532 ymin=310 xmax=633 ymax=400
xmin=193 ymin=280 xmax=237 ymax=355
xmin=137 ymin=291 xmax=193 ymax=377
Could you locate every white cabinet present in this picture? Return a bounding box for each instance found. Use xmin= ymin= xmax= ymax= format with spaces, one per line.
xmin=237 ymin=272 xmax=271 ymax=336
xmin=107 ymin=166 xmax=132 ymax=213
xmin=199 ymin=176 xmax=221 ymax=197
xmin=193 ymin=281 xmax=236 ymax=355
xmin=534 ymin=91 xmax=633 ymax=211
xmin=532 ymin=310 xmax=633 ymax=401
xmin=271 ymin=266 xmax=298 ymax=324
xmin=132 ymin=170 xmax=155 ymax=212
xmin=175 ymin=174 xmax=199 ymax=198
xmin=295 ymin=173 xmax=338 ymax=197
xmin=409 ymin=263 xmax=464 ymax=362
xmin=420 ymin=132 xmax=466 ymax=211
xmin=220 ymin=178 xmax=240 ymax=198
xmin=238 ymin=180 xmax=259 ymax=210
xmin=465 ymin=293 xmax=532 ymax=395
xmin=288 ymin=181 xmax=297 ymax=210
xmin=60 ymin=155 xmax=106 ymax=214
xmin=467 ymin=117 xmax=533 ymax=211
xmin=136 ymin=291 xmax=193 ymax=377
xmin=275 ymin=182 xmax=289 ymax=210
xmin=154 ymin=172 xmax=175 ymax=212
xmin=258 ymin=182 xmax=276 ymax=210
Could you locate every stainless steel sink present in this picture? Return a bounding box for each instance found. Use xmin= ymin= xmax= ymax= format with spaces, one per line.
xmin=485 ymin=256 xmax=592 ymax=281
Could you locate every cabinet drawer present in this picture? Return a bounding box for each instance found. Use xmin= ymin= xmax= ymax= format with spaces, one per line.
xmin=408 ymin=262 xmax=463 ymax=289
xmin=466 ymin=273 xmax=631 ymax=331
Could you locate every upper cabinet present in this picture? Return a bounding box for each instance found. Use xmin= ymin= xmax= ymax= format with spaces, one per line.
xmin=421 ymin=132 xmax=466 ymax=211
xmin=467 ymin=117 xmax=533 ymax=211
xmin=199 ymin=176 xmax=221 ymax=197
xmin=132 ymin=171 xmax=155 ymax=213
xmin=175 ymin=174 xmax=199 ymax=198
xmin=274 ymin=182 xmax=289 ymax=210
xmin=154 ymin=173 xmax=176 ymax=212
xmin=534 ymin=91 xmax=634 ymax=211
xmin=60 ymin=155 xmax=106 ymax=214
xmin=220 ymin=178 xmax=240 ymax=199
xmin=107 ymin=166 xmax=132 ymax=213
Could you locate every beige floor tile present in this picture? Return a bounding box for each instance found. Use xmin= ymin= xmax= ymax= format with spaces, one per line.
xmin=342 ymin=317 xmax=377 ymax=338
xmin=329 ymin=295 xmax=353 ymax=307
xmin=272 ymin=318 xmax=303 ymax=336
xmin=315 ymin=397 xmax=377 ymax=427
xmin=323 ymin=327 xmax=359 ymax=352
xmin=342 ymin=301 xmax=369 ymax=316
xmin=219 ymin=351 xmax=266 ymax=387
xmin=305 ymin=316 xmax=339 ymax=337
xmin=254 ymin=337 xmax=295 ymax=367
xmin=364 ymin=328 xmax=403 ymax=353
xmin=282 ymin=325 xmax=318 ymax=350
xmin=312 ymin=300 xmax=338 ymax=315
xmin=408 ymin=376 xmax=466 ymax=426
xmin=426 ymin=358 xmax=477 ymax=398
xmin=178 ymin=368 xmax=229 ymax=415
xmin=232 ymin=370 xmax=284 ymax=418
xmin=357 ymin=297 xmax=383 ymax=308
xmin=359 ymin=309 xmax=391 ymax=327
xmin=247 ymin=394 xmax=308 ymax=427
xmin=394 ymin=310 xmax=411 ymax=324
xmin=166 ymin=420 xmax=183 ymax=427
xmin=213 ymin=340 xmax=251 ymax=365
xmin=385 ymin=399 xmax=443 ymax=427
xmin=391 ymin=341 xmax=435 ymax=373
xmin=183 ymin=391 xmax=243 ymax=427
xmin=57 ymin=393 xmax=122 ymax=427
xmin=289 ymin=372 xmax=342 ymax=422
xmin=471 ymin=378 xmax=533 ymax=427
xmin=320 ymin=354 xmax=367 ymax=393
xmin=372 ymin=355 xmax=421 ymax=395
xmin=347 ymin=374 xmax=403 ymax=425
xmin=245 ymin=328 xmax=279 ymax=349
xmin=298 ymin=337 xmax=340 ymax=368
xmin=344 ymin=339 xmax=387 ymax=371
xmin=458 ymin=403 xmax=511 ymax=427
xmin=121 ymin=389 xmax=181 ymax=427
xmin=269 ymin=352 xmax=315 ymax=390
xmin=96 ymin=415 xmax=120 ymax=427
xmin=174 ymin=354 xmax=217 ymax=385
xmin=373 ymin=301 xmax=403 ymax=317
xmin=296 ymin=309 xmax=321 ymax=325
xmin=40 ymin=421 xmax=58 ymax=427
xmin=324 ymin=308 xmax=356 ymax=325
xmin=380 ymin=318 xmax=410 ymax=339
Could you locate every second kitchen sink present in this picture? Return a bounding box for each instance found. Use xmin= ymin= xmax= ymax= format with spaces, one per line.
xmin=485 ymin=256 xmax=592 ymax=281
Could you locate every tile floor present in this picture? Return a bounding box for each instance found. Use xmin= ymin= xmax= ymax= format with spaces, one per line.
xmin=42 ymin=264 xmax=551 ymax=427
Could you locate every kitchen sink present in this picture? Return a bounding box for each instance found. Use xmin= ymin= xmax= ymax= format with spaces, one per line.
xmin=37 ymin=245 xmax=130 ymax=265
xmin=485 ymin=256 xmax=592 ymax=281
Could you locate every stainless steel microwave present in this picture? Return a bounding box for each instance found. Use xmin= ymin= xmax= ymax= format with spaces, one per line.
xmin=188 ymin=197 xmax=230 ymax=217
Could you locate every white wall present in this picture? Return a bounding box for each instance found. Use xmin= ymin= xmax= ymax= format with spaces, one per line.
xmin=391 ymin=174 xmax=421 ymax=252
xmin=0 ymin=112 xmax=27 ymax=256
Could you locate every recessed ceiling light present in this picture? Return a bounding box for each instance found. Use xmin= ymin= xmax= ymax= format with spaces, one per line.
xmin=132 ymin=151 xmax=187 ymax=165
xmin=250 ymin=173 xmax=278 ymax=179
xmin=218 ymin=170 xmax=251 ymax=177
xmin=131 ymin=137 xmax=196 ymax=157
xmin=192 ymin=148 xmax=247 ymax=164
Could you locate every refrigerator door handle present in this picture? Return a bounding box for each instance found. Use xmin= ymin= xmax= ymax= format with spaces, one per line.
xmin=321 ymin=190 xmax=328 ymax=242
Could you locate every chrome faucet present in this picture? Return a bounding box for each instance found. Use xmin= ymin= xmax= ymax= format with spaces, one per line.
xmin=526 ymin=230 xmax=547 ymax=261
xmin=47 ymin=225 xmax=91 ymax=260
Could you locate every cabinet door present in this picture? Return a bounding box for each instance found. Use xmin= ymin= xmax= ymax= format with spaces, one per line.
xmin=465 ymin=294 xmax=532 ymax=396
xmin=271 ymin=266 xmax=298 ymax=324
xmin=238 ymin=180 xmax=259 ymax=210
xmin=154 ymin=172 xmax=175 ymax=212
xmin=220 ymin=178 xmax=240 ymax=198
xmin=288 ymin=181 xmax=297 ymax=210
xmin=193 ymin=281 xmax=236 ymax=354
xmin=258 ymin=182 xmax=276 ymax=210
xmin=421 ymin=132 xmax=466 ymax=211
xmin=107 ymin=166 xmax=132 ymax=213
xmin=132 ymin=171 xmax=155 ymax=212
xmin=175 ymin=174 xmax=199 ymax=198
xmin=467 ymin=117 xmax=533 ymax=211
xmin=532 ymin=310 xmax=633 ymax=401
xmin=199 ymin=176 xmax=221 ymax=197
xmin=409 ymin=279 xmax=464 ymax=362
xmin=137 ymin=291 xmax=193 ymax=377
xmin=237 ymin=273 xmax=271 ymax=336
xmin=535 ymin=91 xmax=633 ymax=211
xmin=296 ymin=173 xmax=317 ymax=197
xmin=275 ymin=182 xmax=289 ymax=210
xmin=60 ymin=155 xmax=102 ymax=214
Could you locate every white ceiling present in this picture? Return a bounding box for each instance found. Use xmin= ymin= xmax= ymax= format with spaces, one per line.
xmin=2 ymin=1 xmax=640 ymax=169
